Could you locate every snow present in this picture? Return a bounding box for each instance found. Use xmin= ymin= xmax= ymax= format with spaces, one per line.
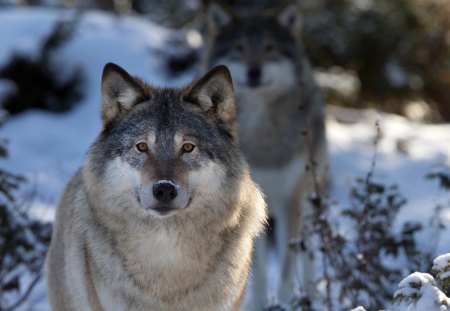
xmin=433 ymin=254 xmax=450 ymax=272
xmin=398 ymin=272 xmax=437 ymax=288
xmin=315 ymin=66 xmax=360 ymax=100
xmin=1 ymin=7 xmax=450 ymax=311
xmin=433 ymin=253 xmax=450 ymax=284
xmin=392 ymin=272 xmax=450 ymax=311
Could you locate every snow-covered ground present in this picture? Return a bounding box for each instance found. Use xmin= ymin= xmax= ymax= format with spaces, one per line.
xmin=1 ymin=7 xmax=449 ymax=311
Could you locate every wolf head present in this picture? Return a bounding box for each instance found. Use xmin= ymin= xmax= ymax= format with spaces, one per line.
xmin=84 ymin=63 xmax=245 ymax=221
xmin=203 ymin=2 xmax=302 ymax=98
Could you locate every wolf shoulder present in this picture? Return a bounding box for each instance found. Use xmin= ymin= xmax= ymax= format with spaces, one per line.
xmin=45 ymin=169 xmax=89 ymax=310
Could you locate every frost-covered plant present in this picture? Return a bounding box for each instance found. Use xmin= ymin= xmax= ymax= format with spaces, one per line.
xmin=307 ymin=123 xmax=434 ymax=311
xmin=392 ymin=272 xmax=450 ymax=311
xmin=321 ymin=177 xmax=424 ymax=309
xmin=0 ymin=122 xmax=52 ymax=310
xmin=432 ymin=254 xmax=450 ymax=297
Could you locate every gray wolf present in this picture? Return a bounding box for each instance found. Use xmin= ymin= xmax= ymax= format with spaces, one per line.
xmin=45 ymin=63 xmax=267 ymax=311
xmin=203 ymin=2 xmax=328 ymax=308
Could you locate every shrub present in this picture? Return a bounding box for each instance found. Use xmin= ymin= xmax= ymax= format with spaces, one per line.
xmin=0 ymin=15 xmax=84 ymax=115
xmin=0 ymin=120 xmax=51 ymax=310
xmin=304 ymin=123 xmax=441 ymax=311
xmin=392 ymin=268 xmax=450 ymax=311
xmin=301 ymin=0 xmax=450 ymax=120
xmin=432 ymin=254 xmax=450 ymax=297
xmin=310 ymin=177 xmax=427 ymax=310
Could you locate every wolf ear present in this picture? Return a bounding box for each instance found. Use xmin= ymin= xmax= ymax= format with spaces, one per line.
xmin=207 ymin=2 xmax=234 ymax=35
xmin=101 ymin=63 xmax=146 ymax=125
xmin=183 ymin=65 xmax=236 ymax=132
xmin=275 ymin=3 xmax=302 ymax=37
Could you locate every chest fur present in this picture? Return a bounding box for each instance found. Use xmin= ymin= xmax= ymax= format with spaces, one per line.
xmin=236 ymin=90 xmax=307 ymax=168
xmin=88 ymin=222 xmax=228 ymax=310
xmin=250 ymin=154 xmax=308 ymax=211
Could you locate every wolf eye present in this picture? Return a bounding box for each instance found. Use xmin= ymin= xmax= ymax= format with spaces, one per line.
xmin=136 ymin=142 xmax=148 ymax=152
xmin=182 ymin=142 xmax=195 ymax=153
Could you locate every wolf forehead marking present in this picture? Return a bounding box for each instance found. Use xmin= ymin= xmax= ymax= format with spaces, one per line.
xmin=122 ymin=105 xmax=221 ymax=148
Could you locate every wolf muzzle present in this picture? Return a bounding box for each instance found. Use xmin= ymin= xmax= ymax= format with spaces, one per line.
xmin=152 ymin=180 xmax=178 ymax=203
xmin=247 ymin=66 xmax=261 ymax=87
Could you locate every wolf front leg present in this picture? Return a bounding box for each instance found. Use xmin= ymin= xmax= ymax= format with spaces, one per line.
xmin=279 ymin=170 xmax=318 ymax=307
xmin=251 ymin=233 xmax=270 ymax=310
xmin=285 ymin=148 xmax=329 ymax=307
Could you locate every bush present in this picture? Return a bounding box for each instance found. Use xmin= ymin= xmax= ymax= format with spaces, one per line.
xmin=301 ymin=0 xmax=450 ymax=121
xmin=311 ymin=176 xmax=428 ymax=310
xmin=0 ymin=121 xmax=51 ymax=310
xmin=0 ymin=15 xmax=84 ymax=115
xmin=392 ymin=270 xmax=450 ymax=311
xmin=432 ymin=254 xmax=450 ymax=298
xmin=426 ymin=167 xmax=450 ymax=191
xmin=304 ymin=124 xmax=445 ymax=311
xmin=391 ymin=168 xmax=450 ymax=311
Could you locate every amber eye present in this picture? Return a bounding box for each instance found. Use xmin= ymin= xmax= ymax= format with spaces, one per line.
xmin=182 ymin=143 xmax=195 ymax=153
xmin=136 ymin=142 xmax=148 ymax=152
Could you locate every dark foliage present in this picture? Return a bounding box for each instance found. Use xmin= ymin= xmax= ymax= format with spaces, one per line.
xmin=0 ymin=15 xmax=84 ymax=115
xmin=310 ymin=177 xmax=428 ymax=310
xmin=301 ymin=0 xmax=450 ymax=120
xmin=300 ymin=123 xmax=441 ymax=311
xmin=0 ymin=124 xmax=52 ymax=310
xmin=428 ymin=166 xmax=450 ymax=298
xmin=166 ymin=50 xmax=199 ymax=76
xmin=426 ymin=167 xmax=450 ymax=191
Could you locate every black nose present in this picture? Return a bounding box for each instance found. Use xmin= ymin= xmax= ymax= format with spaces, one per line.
xmin=247 ymin=67 xmax=261 ymax=87
xmin=152 ymin=181 xmax=178 ymax=203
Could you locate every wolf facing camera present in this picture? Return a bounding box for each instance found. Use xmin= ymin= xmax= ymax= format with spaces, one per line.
xmin=45 ymin=63 xmax=267 ymax=311
xmin=203 ymin=2 xmax=328 ymax=308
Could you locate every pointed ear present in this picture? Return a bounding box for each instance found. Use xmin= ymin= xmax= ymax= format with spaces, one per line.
xmin=183 ymin=65 xmax=236 ymax=133
xmin=101 ymin=63 xmax=146 ymax=125
xmin=207 ymin=2 xmax=234 ymax=35
xmin=275 ymin=3 xmax=302 ymax=37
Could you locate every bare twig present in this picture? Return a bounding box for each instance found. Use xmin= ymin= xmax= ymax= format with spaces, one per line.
xmin=364 ymin=121 xmax=381 ymax=190
xmin=3 ymin=271 xmax=42 ymax=311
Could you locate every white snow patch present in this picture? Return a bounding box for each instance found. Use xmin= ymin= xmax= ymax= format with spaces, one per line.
xmin=392 ymin=272 xmax=450 ymax=311
xmin=433 ymin=254 xmax=450 ymax=272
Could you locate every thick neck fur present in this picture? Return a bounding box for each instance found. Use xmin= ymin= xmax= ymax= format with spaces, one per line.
xmin=80 ymin=163 xmax=265 ymax=308
xmin=236 ymin=85 xmax=306 ymax=168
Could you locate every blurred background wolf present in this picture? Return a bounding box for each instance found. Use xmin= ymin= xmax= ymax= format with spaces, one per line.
xmin=202 ymin=1 xmax=327 ymax=309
